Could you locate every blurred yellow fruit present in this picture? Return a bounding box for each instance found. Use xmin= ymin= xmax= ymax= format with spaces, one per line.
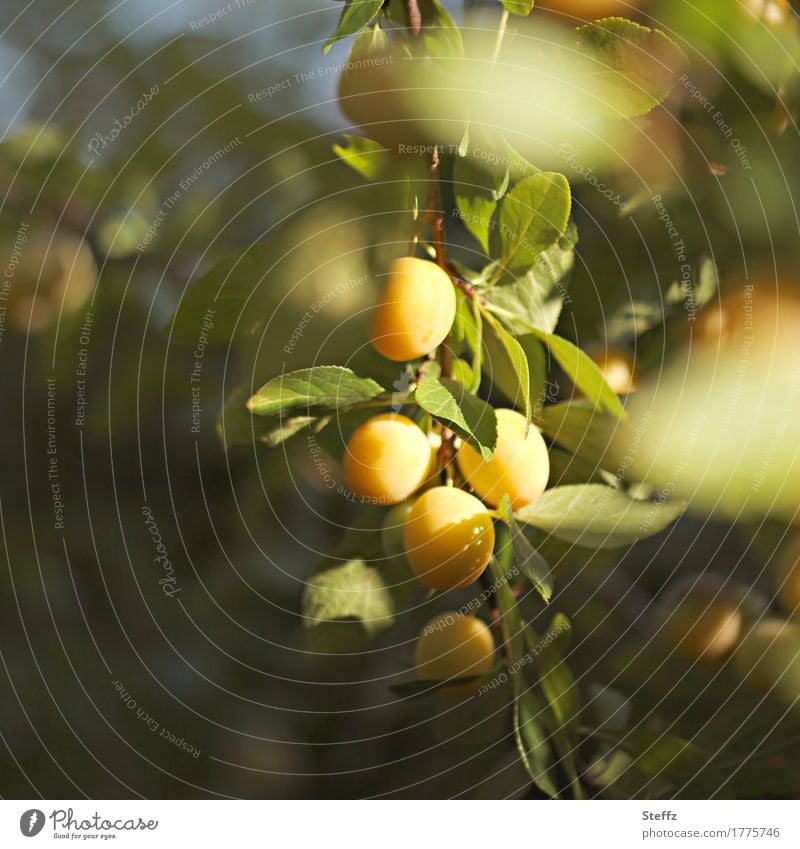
xmin=404 ymin=486 xmax=495 ymax=589
xmin=343 ymin=413 xmax=432 ymax=505
xmin=337 ymin=31 xmax=465 ymax=150
xmin=3 ymin=225 xmax=96 ymax=332
xmin=369 ymin=257 xmax=456 ymax=361
xmin=590 ymin=346 xmax=639 ymax=395
xmin=456 ymin=408 xmax=549 ymax=509
xmin=732 ymin=618 xmax=800 ymax=704
xmin=742 ymin=0 xmax=790 ymax=27
xmin=415 ymin=613 xmax=495 ymax=696
xmin=776 ymin=534 xmax=800 ymax=618
xmin=696 ymin=286 xmax=800 ymax=352
xmin=538 ymin=0 xmax=641 ymax=19
xmin=660 ymin=576 xmax=744 ymax=662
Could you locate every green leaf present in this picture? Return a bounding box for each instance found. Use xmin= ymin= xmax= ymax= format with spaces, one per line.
xmin=515 ymin=483 xmax=685 ymax=549
xmin=538 ymin=400 xmax=622 ymax=469
xmin=515 ymin=689 xmax=559 ymax=797
xmin=526 ymin=615 xmax=580 ymax=736
xmin=323 ymin=0 xmax=385 ymax=53
xmin=389 ymin=676 xmax=481 ymax=700
xmin=491 ymin=172 xmax=571 ymax=273
xmin=497 ymin=496 xmax=553 ymax=602
xmin=415 ymin=376 xmax=497 ymax=460
xmin=454 ymin=154 xmax=507 ymax=253
xmin=170 ymin=240 xmax=272 ymax=343
xmin=524 ymin=614 xmax=583 ymax=797
xmin=484 ymin=219 xmax=577 ymax=335
xmin=597 ymin=727 xmax=706 ymax=788
xmin=502 ymin=0 xmax=535 ymax=16
xmin=450 ymin=289 xmax=480 ymax=357
xmin=482 ymin=313 xmax=532 ymax=425
xmin=420 ymin=0 xmax=464 ymax=59
xmin=303 ymin=559 xmax=396 ymax=652
xmin=247 ymin=366 xmax=385 ymax=416
xmin=574 ymin=18 xmax=688 ymax=118
xmin=333 ymin=134 xmax=391 ymax=180
xmin=528 ymin=329 xmax=625 ymax=418
xmin=489 ymin=551 xmax=560 ymax=797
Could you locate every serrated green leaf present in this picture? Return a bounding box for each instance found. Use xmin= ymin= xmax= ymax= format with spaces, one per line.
xmin=574 ymin=17 xmax=688 ymax=118
xmin=501 ymin=0 xmax=535 ymax=16
xmin=454 ymin=154 xmax=507 ymax=253
xmin=333 ymin=134 xmax=391 ymax=180
xmin=490 ymin=554 xmax=559 ymax=797
xmin=524 ymin=613 xmax=583 ymax=797
xmin=515 ymin=690 xmax=559 ymax=797
xmin=323 ymin=0 xmax=385 ymax=53
xmin=491 ymin=172 xmax=571 ymax=272
xmin=303 ymin=559 xmax=396 ymax=652
xmin=526 ymin=614 xmax=580 ymax=735
xmin=497 ymin=496 xmax=552 ymax=602
xmin=415 ymin=376 xmax=497 ymax=459
xmin=247 ymin=366 xmax=385 ymax=416
xmin=529 ymin=329 xmax=625 ymax=418
xmin=484 ymin=220 xmax=577 ymax=335
xmin=481 ymin=315 xmax=532 ymax=425
xmin=515 ymin=483 xmax=685 ymax=549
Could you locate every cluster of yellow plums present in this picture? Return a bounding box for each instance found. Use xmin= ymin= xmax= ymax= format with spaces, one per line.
xmin=658 ymin=539 xmax=800 ymax=704
xmin=340 ymin=256 xmax=552 ymax=694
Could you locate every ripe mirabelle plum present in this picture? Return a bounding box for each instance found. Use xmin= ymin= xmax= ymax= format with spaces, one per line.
xmin=415 ymin=613 xmax=496 ymax=696
xmin=732 ymin=618 xmax=800 ymax=704
xmin=404 ymin=487 xmax=495 ymax=589
xmin=456 ymin=408 xmax=549 ymax=510
xmin=342 ymin=414 xmax=432 ymax=505
xmin=659 ymin=576 xmax=744 ymax=662
xmin=369 ymin=257 xmax=456 ymax=362
xmin=538 ymin=0 xmax=640 ymax=19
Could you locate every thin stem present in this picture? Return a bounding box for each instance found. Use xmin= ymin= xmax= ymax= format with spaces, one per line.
xmin=405 ymin=0 xmax=422 ymax=36
xmin=491 ymin=8 xmax=509 ymax=65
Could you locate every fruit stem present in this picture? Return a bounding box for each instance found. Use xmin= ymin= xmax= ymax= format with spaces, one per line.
xmin=404 ymin=0 xmax=422 ymax=36
xmin=491 ymin=9 xmax=509 ymax=65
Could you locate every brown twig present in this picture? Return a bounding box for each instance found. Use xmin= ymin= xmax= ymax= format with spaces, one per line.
xmin=405 ymin=0 xmax=422 ymax=36
xmin=426 ymin=145 xmax=458 ymax=481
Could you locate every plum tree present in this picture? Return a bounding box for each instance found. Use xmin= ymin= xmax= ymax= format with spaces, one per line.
xmin=404 ymin=487 xmax=495 ymax=589
xmin=415 ymin=613 xmax=496 ymax=696
xmin=732 ymin=618 xmax=800 ymax=704
xmin=343 ymin=413 xmax=433 ymax=504
xmin=456 ymin=408 xmax=549 ymax=509
xmin=659 ymin=576 xmax=744 ymax=662
xmin=369 ymin=257 xmax=456 ymax=362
